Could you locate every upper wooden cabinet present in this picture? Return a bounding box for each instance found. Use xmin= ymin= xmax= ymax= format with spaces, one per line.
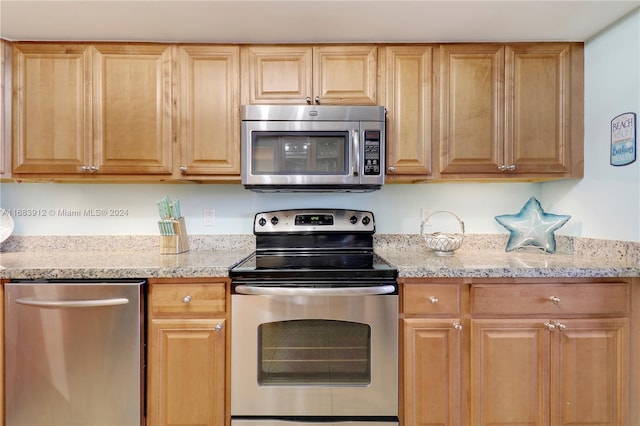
xmin=1 ymin=40 xmax=10 ymax=178
xmin=4 ymin=41 xmax=584 ymax=182
xmin=12 ymin=43 xmax=173 ymax=176
xmin=384 ymin=45 xmax=435 ymax=181
xmin=438 ymin=43 xmax=583 ymax=180
xmin=241 ymin=45 xmax=378 ymax=105
xmin=174 ymin=45 xmax=240 ymax=178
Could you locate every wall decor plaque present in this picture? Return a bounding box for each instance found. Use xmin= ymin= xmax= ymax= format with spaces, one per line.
xmin=610 ymin=112 xmax=636 ymax=166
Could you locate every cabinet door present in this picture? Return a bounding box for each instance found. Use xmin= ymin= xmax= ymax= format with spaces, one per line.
xmin=313 ymin=45 xmax=377 ymax=105
xmin=147 ymin=318 xmax=226 ymax=426
xmin=12 ymin=43 xmax=92 ymax=174
xmin=241 ymin=45 xmax=312 ymax=104
xmin=471 ymin=319 xmax=550 ymax=426
xmin=93 ymin=44 xmax=172 ymax=174
xmin=176 ymin=45 xmax=240 ymax=177
xmin=552 ymin=318 xmax=629 ymax=426
xmin=385 ymin=46 xmax=434 ymax=179
xmin=505 ymin=43 xmax=572 ymax=174
xmin=1 ymin=40 xmax=11 ymax=178
xmin=403 ymin=318 xmax=461 ymax=426
xmin=439 ymin=44 xmax=504 ymax=175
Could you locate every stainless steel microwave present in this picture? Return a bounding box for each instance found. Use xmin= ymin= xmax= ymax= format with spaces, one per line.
xmin=241 ymin=105 xmax=386 ymax=192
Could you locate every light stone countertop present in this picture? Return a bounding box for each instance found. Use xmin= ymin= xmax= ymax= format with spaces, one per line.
xmin=0 ymin=250 xmax=252 ymax=280
xmin=0 ymin=234 xmax=638 ymax=280
xmin=376 ymin=248 xmax=640 ymax=278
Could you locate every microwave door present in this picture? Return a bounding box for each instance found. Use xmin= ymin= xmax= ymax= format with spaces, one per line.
xmin=244 ymin=123 xmax=360 ymax=187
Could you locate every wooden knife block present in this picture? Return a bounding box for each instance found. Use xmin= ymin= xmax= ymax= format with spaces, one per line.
xmin=160 ymin=217 xmax=189 ymax=254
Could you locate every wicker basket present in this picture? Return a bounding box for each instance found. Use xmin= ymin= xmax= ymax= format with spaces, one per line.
xmin=420 ymin=210 xmax=465 ymax=256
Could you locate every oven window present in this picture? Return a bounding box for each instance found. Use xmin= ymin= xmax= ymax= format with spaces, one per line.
xmin=258 ymin=319 xmax=371 ymax=386
xmin=251 ymin=131 xmax=348 ymax=175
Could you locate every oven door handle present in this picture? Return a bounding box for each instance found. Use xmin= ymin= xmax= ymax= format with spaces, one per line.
xmin=234 ymin=285 xmax=396 ymax=296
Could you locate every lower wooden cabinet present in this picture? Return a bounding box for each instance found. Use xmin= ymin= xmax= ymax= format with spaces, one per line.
xmin=403 ymin=318 xmax=462 ymax=425
xmin=147 ymin=279 xmax=228 ymax=426
xmin=471 ymin=318 xmax=628 ymax=426
xmin=401 ymin=277 xmax=636 ymax=426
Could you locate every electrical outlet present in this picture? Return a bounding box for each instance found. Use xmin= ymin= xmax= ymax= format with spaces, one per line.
xmin=203 ymin=208 xmax=215 ymax=226
xmin=421 ymin=208 xmax=434 ymax=222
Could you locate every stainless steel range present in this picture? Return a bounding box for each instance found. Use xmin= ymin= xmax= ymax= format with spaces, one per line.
xmin=230 ymin=209 xmax=398 ymax=426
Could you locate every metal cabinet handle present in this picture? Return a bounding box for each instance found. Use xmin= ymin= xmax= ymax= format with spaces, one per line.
xmin=453 ymin=322 xmax=462 ymax=331
xmin=544 ymin=321 xmax=556 ymax=331
xmin=548 ymin=296 xmax=561 ymax=305
xmin=554 ymin=321 xmax=567 ymax=331
xmin=314 ymin=96 xmax=320 ymax=104
xmin=498 ymin=164 xmax=517 ymax=172
xmin=81 ymin=165 xmax=90 ymax=172
xmin=306 ymin=96 xmax=312 ymax=104
xmin=180 ymin=166 xmax=187 ymax=173
xmin=388 ymin=166 xmax=395 ymax=173
xmin=428 ymin=296 xmax=439 ymax=304
xmin=214 ymin=323 xmax=224 ymax=332
xmin=182 ymin=295 xmax=192 ymax=303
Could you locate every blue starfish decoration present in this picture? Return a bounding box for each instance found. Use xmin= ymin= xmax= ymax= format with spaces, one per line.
xmin=495 ymin=197 xmax=571 ymax=253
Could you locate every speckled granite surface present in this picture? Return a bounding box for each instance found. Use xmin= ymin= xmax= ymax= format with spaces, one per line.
xmin=0 ymin=235 xmax=255 ymax=279
xmin=1 ymin=234 xmax=638 ymax=279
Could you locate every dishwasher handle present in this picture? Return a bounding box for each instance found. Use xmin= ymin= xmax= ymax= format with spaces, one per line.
xmin=234 ymin=284 xmax=396 ymax=296
xmin=15 ymin=297 xmax=130 ymax=308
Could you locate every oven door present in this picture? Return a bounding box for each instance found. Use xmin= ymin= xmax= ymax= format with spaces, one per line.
xmin=231 ymin=285 xmax=398 ymax=419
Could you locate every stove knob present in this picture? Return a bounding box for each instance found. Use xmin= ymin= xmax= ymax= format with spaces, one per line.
xmin=350 ymin=215 xmax=358 ymax=224
xmin=362 ymin=216 xmax=371 ymax=226
xmin=270 ymin=216 xmax=279 ymax=226
xmin=258 ymin=217 xmax=267 ymax=227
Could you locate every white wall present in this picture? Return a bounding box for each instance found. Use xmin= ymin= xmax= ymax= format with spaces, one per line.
xmin=0 ymin=182 xmax=540 ymax=236
xmin=544 ymin=8 xmax=640 ymax=243
xmin=2 ymin=9 xmax=638 ymax=241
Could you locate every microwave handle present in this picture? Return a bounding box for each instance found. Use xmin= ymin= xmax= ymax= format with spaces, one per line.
xmin=352 ymin=129 xmax=360 ymax=177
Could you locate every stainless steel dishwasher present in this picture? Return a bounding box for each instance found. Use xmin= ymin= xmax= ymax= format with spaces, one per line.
xmin=4 ymin=279 xmax=146 ymax=426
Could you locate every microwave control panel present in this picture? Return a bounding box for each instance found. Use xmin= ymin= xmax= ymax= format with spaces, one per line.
xmin=363 ymin=130 xmax=381 ymax=176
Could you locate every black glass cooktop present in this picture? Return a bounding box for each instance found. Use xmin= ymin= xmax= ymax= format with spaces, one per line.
xmin=229 ymin=251 xmax=397 ymax=281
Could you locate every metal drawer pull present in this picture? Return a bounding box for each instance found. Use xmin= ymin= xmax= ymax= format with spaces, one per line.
xmin=16 ymin=297 xmax=129 ymax=308
xmin=548 ymin=295 xmax=561 ymax=305
xmin=182 ymin=295 xmax=192 ymax=303
xmin=544 ymin=321 xmax=556 ymax=331
xmin=453 ymin=322 xmax=462 ymax=331
xmin=214 ymin=323 xmax=224 ymax=332
xmin=429 ymin=296 xmax=439 ymax=304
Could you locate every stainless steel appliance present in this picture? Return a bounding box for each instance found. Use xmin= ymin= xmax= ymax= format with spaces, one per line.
xmin=230 ymin=209 xmax=398 ymax=426
xmin=241 ymin=105 xmax=386 ymax=192
xmin=4 ymin=279 xmax=145 ymax=426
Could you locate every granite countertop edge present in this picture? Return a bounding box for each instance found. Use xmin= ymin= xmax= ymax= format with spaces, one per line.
xmin=1 ymin=247 xmax=638 ymax=280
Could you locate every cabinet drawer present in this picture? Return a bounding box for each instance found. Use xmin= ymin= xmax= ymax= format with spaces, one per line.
xmin=403 ymin=283 xmax=460 ymax=315
xmin=151 ymin=283 xmax=226 ymax=316
xmin=471 ymin=283 xmax=629 ymax=315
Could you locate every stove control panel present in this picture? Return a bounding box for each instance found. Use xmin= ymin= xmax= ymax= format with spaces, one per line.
xmin=254 ymin=209 xmax=375 ymax=234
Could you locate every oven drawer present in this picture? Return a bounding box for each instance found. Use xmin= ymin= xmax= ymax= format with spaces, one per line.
xmin=470 ymin=282 xmax=630 ymax=315
xmin=403 ymin=283 xmax=460 ymax=315
xmin=150 ymin=283 xmax=225 ymax=316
